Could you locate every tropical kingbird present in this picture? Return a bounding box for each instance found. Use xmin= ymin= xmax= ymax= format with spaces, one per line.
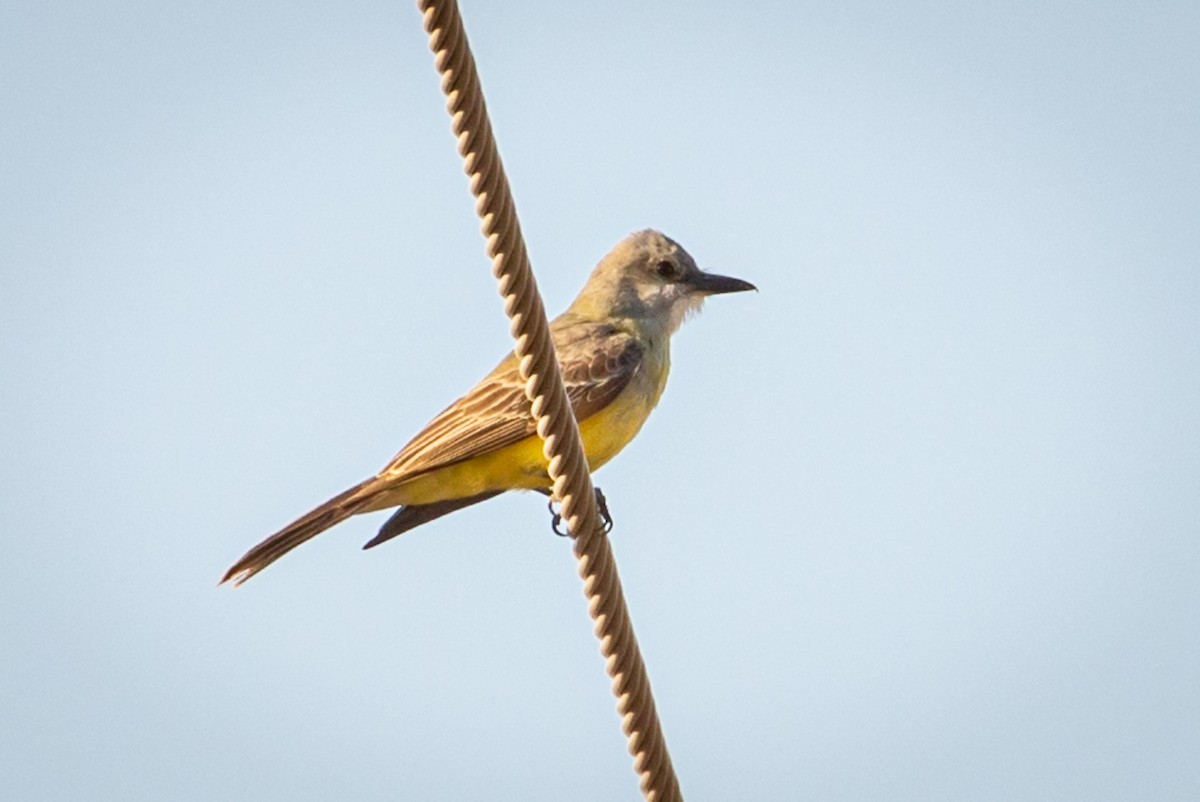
xmin=222 ymin=229 xmax=755 ymax=585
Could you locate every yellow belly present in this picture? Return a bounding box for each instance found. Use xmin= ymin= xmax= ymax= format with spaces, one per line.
xmin=389 ymin=361 xmax=666 ymax=506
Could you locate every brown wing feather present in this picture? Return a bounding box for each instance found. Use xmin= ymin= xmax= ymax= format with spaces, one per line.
xmin=380 ymin=318 xmax=643 ymax=481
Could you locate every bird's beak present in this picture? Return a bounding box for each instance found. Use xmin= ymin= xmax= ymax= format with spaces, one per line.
xmin=690 ymin=270 xmax=757 ymax=296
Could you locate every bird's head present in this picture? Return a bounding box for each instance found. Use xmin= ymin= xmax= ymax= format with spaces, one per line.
xmin=569 ymin=230 xmax=756 ymax=334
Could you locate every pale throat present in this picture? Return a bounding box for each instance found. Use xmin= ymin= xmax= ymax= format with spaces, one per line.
xmin=665 ymin=293 xmax=706 ymax=337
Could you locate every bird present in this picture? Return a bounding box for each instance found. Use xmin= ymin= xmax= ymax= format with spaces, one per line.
xmin=221 ymin=229 xmax=755 ymax=585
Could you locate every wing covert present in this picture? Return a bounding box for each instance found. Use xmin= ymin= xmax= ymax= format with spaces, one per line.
xmin=380 ymin=321 xmax=643 ymax=481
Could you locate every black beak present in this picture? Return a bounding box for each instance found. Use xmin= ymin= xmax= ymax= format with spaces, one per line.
xmin=691 ymin=271 xmax=757 ymax=295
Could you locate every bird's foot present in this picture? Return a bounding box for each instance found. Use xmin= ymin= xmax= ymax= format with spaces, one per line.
xmin=547 ymin=487 xmax=613 ymax=537
xmin=595 ymin=487 xmax=614 ymax=533
xmin=548 ymin=498 xmax=568 ymax=537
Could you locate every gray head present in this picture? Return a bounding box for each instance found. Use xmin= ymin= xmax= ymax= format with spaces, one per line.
xmin=568 ymin=230 xmax=755 ymax=333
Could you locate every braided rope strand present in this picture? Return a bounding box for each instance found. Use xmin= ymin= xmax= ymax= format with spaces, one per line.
xmin=417 ymin=2 xmax=681 ymax=799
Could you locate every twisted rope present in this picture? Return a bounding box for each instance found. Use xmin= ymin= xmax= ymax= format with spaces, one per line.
xmin=417 ymin=2 xmax=681 ymax=799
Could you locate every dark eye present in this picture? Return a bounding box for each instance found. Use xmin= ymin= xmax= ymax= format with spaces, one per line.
xmin=654 ymin=260 xmax=678 ymax=279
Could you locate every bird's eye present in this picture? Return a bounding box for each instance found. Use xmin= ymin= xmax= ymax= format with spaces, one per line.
xmin=654 ymin=260 xmax=678 ymax=279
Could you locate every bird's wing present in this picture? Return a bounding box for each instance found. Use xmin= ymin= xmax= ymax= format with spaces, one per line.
xmin=380 ymin=320 xmax=643 ymax=481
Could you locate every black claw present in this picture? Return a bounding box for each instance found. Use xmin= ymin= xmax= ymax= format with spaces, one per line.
xmin=546 ymin=488 xmax=614 ymax=537
xmin=548 ymin=498 xmax=569 ymax=537
xmin=595 ymin=487 xmax=614 ymax=534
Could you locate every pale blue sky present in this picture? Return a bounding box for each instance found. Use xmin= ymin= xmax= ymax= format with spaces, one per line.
xmin=3 ymin=2 xmax=1198 ymax=800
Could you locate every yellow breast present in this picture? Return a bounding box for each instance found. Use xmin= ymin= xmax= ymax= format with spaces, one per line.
xmin=390 ymin=345 xmax=669 ymax=506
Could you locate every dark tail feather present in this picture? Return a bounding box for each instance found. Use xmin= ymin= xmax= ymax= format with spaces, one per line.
xmin=362 ymin=491 xmax=502 ymax=550
xmin=221 ymin=479 xmax=378 ymax=586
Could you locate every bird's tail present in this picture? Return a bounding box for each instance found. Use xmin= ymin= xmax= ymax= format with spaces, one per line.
xmin=220 ymin=479 xmax=379 ymax=587
xmin=362 ymin=490 xmax=502 ymax=550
